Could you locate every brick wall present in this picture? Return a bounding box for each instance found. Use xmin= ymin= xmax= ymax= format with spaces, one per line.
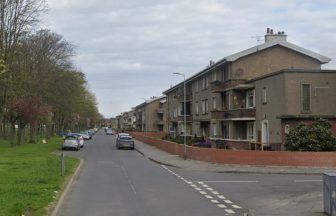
xmin=132 ymin=132 xmax=336 ymax=167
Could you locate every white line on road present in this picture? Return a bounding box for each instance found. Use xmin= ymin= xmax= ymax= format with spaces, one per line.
xmin=217 ymin=204 xmax=227 ymax=208
xmin=199 ymin=191 xmax=207 ymax=195
xmin=195 ymin=180 xmax=259 ymax=183
xmin=294 ymin=180 xmax=322 ymax=183
xmin=206 ymin=187 xmax=214 ymax=191
xmin=211 ymin=191 xmax=219 ymax=195
xmin=224 ymin=200 xmax=233 ymax=204
xmin=225 ymin=209 xmax=235 ymax=214
xmin=232 ymin=205 xmax=241 ymax=209
xmin=205 ymin=195 xmax=213 ymax=199
xmin=211 ymin=199 xmax=220 ymax=204
xmin=218 ymin=195 xmax=226 ymax=199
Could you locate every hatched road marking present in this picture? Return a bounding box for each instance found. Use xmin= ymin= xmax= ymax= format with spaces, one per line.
xmin=161 ymin=165 xmax=244 ymax=215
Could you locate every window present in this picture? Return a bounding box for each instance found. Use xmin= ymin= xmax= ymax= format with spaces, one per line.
xmin=246 ymin=90 xmax=255 ymax=108
xmin=222 ymin=124 xmax=229 ymax=139
xmin=201 ymin=100 xmax=208 ymax=114
xmin=195 ymin=81 xmax=198 ymax=92
xmin=213 ymin=124 xmax=217 ymax=136
xmin=205 ymin=76 xmax=209 ymax=88
xmin=302 ymin=84 xmax=311 ymax=112
xmin=212 ymin=71 xmax=217 ymax=81
xmin=247 ymin=122 xmax=255 ymax=140
xmin=263 ymin=87 xmax=267 ymax=104
xmin=213 ymin=97 xmax=217 ymax=110
xmin=195 ymin=102 xmax=199 ymax=115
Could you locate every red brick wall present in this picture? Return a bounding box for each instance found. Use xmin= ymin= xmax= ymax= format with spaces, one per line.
xmin=132 ymin=132 xmax=336 ymax=167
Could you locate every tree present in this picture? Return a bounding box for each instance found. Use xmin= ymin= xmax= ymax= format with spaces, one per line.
xmin=285 ymin=119 xmax=336 ymax=151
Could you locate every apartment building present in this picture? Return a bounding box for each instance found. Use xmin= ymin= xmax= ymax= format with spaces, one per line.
xmin=164 ymin=28 xmax=335 ymax=150
xmin=133 ymin=96 xmax=167 ymax=132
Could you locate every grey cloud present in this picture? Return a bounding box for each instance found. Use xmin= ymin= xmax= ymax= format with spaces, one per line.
xmin=44 ymin=0 xmax=336 ymax=117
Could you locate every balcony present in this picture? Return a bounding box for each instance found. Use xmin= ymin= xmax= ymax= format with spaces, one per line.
xmin=157 ymin=108 xmax=165 ymax=114
xmin=156 ymin=120 xmax=165 ymax=125
xmin=210 ymin=79 xmax=247 ymax=93
xmin=174 ymin=94 xmax=193 ymax=102
xmin=211 ymin=108 xmax=255 ymax=120
xmin=171 ymin=115 xmax=193 ymax=122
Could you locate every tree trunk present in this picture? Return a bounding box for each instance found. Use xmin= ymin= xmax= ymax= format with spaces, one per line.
xmin=10 ymin=123 xmax=15 ymax=147
xmin=17 ymin=123 xmax=25 ymax=145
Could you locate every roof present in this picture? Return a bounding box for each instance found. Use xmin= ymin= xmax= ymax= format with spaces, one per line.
xmin=247 ymin=69 xmax=336 ymax=83
xmin=163 ymin=40 xmax=331 ymax=94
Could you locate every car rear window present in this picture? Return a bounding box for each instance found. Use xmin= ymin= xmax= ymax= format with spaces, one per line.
xmin=119 ymin=136 xmax=132 ymax=140
xmin=65 ymin=136 xmax=77 ymax=140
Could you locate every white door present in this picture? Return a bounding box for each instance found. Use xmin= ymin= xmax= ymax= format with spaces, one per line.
xmin=261 ymin=120 xmax=269 ymax=146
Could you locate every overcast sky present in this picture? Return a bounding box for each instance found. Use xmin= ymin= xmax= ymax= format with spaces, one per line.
xmin=42 ymin=0 xmax=336 ymax=118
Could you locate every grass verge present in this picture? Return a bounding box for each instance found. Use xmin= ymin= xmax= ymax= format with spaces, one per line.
xmin=0 ymin=138 xmax=78 ymax=216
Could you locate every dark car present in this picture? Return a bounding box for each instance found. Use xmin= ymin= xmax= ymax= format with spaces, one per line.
xmin=116 ymin=134 xmax=134 ymax=150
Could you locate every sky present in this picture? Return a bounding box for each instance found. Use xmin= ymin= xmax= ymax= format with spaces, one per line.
xmin=42 ymin=0 xmax=336 ymax=118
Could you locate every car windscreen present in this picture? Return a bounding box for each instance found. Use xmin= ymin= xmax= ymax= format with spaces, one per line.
xmin=65 ymin=136 xmax=77 ymax=140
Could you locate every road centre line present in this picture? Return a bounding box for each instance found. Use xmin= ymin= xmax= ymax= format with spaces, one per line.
xmin=294 ymin=180 xmax=322 ymax=183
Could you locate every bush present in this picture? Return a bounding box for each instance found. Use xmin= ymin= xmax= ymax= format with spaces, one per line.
xmin=285 ymin=119 xmax=336 ymax=151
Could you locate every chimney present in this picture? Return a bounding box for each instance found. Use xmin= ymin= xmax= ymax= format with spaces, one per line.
xmin=265 ymin=28 xmax=287 ymax=43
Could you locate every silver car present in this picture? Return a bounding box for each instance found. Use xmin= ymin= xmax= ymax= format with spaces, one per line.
xmin=116 ymin=134 xmax=135 ymax=150
xmin=62 ymin=135 xmax=80 ymax=151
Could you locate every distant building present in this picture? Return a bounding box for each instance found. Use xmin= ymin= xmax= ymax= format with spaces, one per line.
xmin=133 ymin=96 xmax=167 ymax=132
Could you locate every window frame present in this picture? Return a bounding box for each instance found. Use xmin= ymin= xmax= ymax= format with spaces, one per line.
xmin=301 ymin=84 xmax=311 ymax=112
xmin=246 ymin=89 xmax=255 ymax=108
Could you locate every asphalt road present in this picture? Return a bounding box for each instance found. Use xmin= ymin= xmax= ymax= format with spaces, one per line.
xmin=57 ymin=131 xmax=324 ymax=216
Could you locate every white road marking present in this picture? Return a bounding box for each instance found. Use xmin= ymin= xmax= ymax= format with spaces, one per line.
xmin=161 ymin=165 xmax=244 ymax=213
xmin=195 ymin=180 xmax=259 ymax=183
xmin=225 ymin=209 xmax=235 ymax=214
xmin=294 ymin=180 xmax=322 ymax=183
xmin=218 ymin=195 xmax=226 ymax=199
xmin=217 ymin=204 xmax=227 ymax=208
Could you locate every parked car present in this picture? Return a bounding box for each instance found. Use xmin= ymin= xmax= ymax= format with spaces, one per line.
xmin=87 ymin=129 xmax=95 ymax=137
xmin=116 ymin=133 xmax=134 ymax=150
xmin=106 ymin=128 xmax=113 ymax=135
xmin=69 ymin=133 xmax=84 ymax=148
xmin=62 ymin=135 xmax=80 ymax=151
xmin=80 ymin=131 xmax=91 ymax=140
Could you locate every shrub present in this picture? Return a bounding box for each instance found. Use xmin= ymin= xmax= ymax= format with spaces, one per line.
xmin=285 ymin=119 xmax=336 ymax=151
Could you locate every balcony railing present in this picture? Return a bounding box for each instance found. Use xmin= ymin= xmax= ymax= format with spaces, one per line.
xmin=174 ymin=94 xmax=193 ymax=101
xmin=210 ymin=79 xmax=247 ymax=93
xmin=156 ymin=120 xmax=165 ymax=125
xmin=157 ymin=108 xmax=165 ymax=114
xmin=170 ymin=115 xmax=193 ymax=122
xmin=211 ymin=108 xmax=255 ymax=119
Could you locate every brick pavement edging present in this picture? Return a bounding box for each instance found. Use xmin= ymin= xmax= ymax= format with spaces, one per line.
xmin=131 ymin=132 xmax=336 ymax=167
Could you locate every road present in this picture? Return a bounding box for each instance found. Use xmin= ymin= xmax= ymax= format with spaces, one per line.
xmin=57 ymin=131 xmax=324 ymax=216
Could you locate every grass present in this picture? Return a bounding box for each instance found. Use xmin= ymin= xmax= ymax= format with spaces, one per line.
xmin=0 ymin=137 xmax=79 ymax=216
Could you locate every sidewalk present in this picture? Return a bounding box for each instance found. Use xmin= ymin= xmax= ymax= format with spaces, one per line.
xmin=134 ymin=139 xmax=336 ymax=175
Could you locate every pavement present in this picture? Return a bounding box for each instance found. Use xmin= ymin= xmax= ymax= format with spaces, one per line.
xmin=134 ymin=139 xmax=336 ymax=175
xmin=54 ymin=131 xmax=327 ymax=216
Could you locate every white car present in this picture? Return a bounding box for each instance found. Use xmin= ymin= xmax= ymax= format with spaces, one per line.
xmin=80 ymin=132 xmax=91 ymax=140
xmin=62 ymin=135 xmax=80 ymax=151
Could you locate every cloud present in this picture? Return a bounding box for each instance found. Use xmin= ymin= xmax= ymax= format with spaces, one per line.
xmin=43 ymin=0 xmax=336 ymax=117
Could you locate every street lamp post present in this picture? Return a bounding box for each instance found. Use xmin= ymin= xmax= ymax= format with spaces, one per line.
xmin=173 ymin=72 xmax=187 ymax=160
